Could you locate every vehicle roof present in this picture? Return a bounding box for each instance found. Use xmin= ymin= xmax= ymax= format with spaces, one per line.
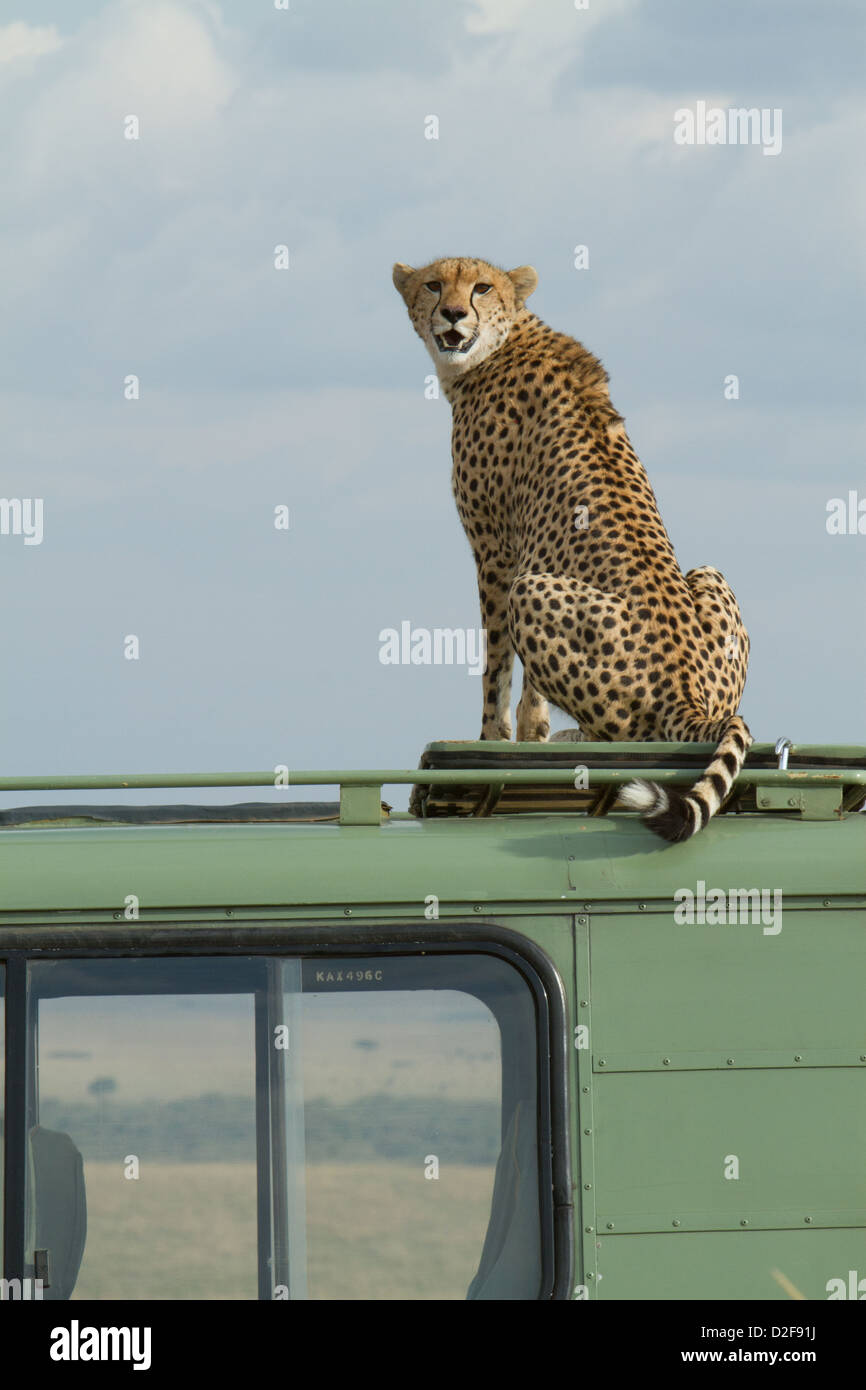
xmin=1 ymin=810 xmax=863 ymax=916
xmin=1 ymin=742 xmax=863 ymax=916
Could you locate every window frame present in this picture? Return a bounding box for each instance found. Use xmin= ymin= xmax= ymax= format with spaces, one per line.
xmin=1 ymin=920 xmax=572 ymax=1300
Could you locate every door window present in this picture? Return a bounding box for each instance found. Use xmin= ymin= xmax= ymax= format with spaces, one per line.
xmin=17 ymin=952 xmax=542 ymax=1300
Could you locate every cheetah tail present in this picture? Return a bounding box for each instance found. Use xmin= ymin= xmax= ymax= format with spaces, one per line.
xmin=618 ymin=716 xmax=752 ymax=844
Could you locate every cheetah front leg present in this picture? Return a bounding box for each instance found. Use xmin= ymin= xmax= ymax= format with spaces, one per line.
xmin=476 ymin=565 xmax=518 ymax=740
xmin=476 ymin=566 xmax=549 ymax=741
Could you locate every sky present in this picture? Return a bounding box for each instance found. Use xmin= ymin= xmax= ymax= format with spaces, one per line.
xmin=1 ymin=0 xmax=864 ymax=810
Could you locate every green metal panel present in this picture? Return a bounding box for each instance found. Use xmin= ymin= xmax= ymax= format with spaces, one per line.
xmin=590 ymin=908 xmax=866 ymax=1061
xmin=592 ymin=1068 xmax=866 ymax=1230
xmin=564 ymin=815 xmax=866 ymax=901
xmin=573 ymin=887 xmax=866 ymax=1298
xmin=0 ymin=814 xmax=864 ymax=916
xmin=756 ymin=786 xmax=842 ymax=817
xmin=0 ymin=818 xmax=576 ymax=914
xmin=580 ymin=891 xmax=866 ymax=1303
xmin=597 ymin=1228 xmax=865 ymax=1300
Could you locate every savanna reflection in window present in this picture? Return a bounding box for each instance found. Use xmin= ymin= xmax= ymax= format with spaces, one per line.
xmin=21 ymin=952 xmax=542 ymax=1300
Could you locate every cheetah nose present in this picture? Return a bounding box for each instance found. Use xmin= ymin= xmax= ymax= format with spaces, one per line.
xmin=441 ymin=307 xmax=467 ymax=324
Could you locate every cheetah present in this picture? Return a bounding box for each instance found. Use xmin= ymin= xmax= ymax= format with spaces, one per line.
xmin=393 ymin=256 xmax=752 ymax=843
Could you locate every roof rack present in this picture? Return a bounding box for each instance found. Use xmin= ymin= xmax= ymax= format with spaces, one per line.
xmin=411 ymin=741 xmax=866 ymax=820
xmin=1 ymin=742 xmax=864 ymax=826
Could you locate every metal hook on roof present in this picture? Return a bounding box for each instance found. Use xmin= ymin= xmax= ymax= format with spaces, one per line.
xmin=774 ymin=737 xmax=794 ymax=770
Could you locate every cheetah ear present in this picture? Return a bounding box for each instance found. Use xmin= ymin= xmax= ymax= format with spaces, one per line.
xmin=507 ymin=265 xmax=538 ymax=306
xmin=392 ymin=263 xmax=416 ymax=299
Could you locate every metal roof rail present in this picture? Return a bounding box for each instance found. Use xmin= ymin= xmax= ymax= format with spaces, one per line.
xmin=1 ymin=742 xmax=864 ymax=826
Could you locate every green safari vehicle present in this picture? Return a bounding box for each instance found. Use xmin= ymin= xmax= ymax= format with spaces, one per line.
xmin=0 ymin=740 xmax=864 ymax=1301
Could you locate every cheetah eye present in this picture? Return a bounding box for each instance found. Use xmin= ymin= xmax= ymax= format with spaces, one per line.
xmin=424 ymin=281 xmax=441 ymax=292
xmin=474 ymin=283 xmax=492 ymax=295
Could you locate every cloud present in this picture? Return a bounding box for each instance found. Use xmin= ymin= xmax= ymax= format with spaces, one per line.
xmin=0 ymin=22 xmax=63 ymax=63
xmin=1 ymin=0 xmax=859 ymax=406
xmin=465 ymin=0 xmax=636 ymax=39
xmin=1 ymin=1 xmax=234 ymax=214
xmin=570 ymin=0 xmax=865 ymax=104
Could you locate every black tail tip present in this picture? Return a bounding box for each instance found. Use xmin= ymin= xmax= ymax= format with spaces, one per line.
xmin=619 ymin=780 xmax=695 ymax=844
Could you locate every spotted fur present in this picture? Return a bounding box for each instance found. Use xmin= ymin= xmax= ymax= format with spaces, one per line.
xmin=393 ymin=256 xmax=752 ymax=842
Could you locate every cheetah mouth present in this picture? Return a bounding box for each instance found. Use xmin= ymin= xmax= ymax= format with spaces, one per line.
xmin=435 ymin=330 xmax=477 ymax=354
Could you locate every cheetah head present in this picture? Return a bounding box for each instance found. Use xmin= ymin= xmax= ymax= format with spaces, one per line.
xmin=392 ymin=257 xmax=537 ymax=381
